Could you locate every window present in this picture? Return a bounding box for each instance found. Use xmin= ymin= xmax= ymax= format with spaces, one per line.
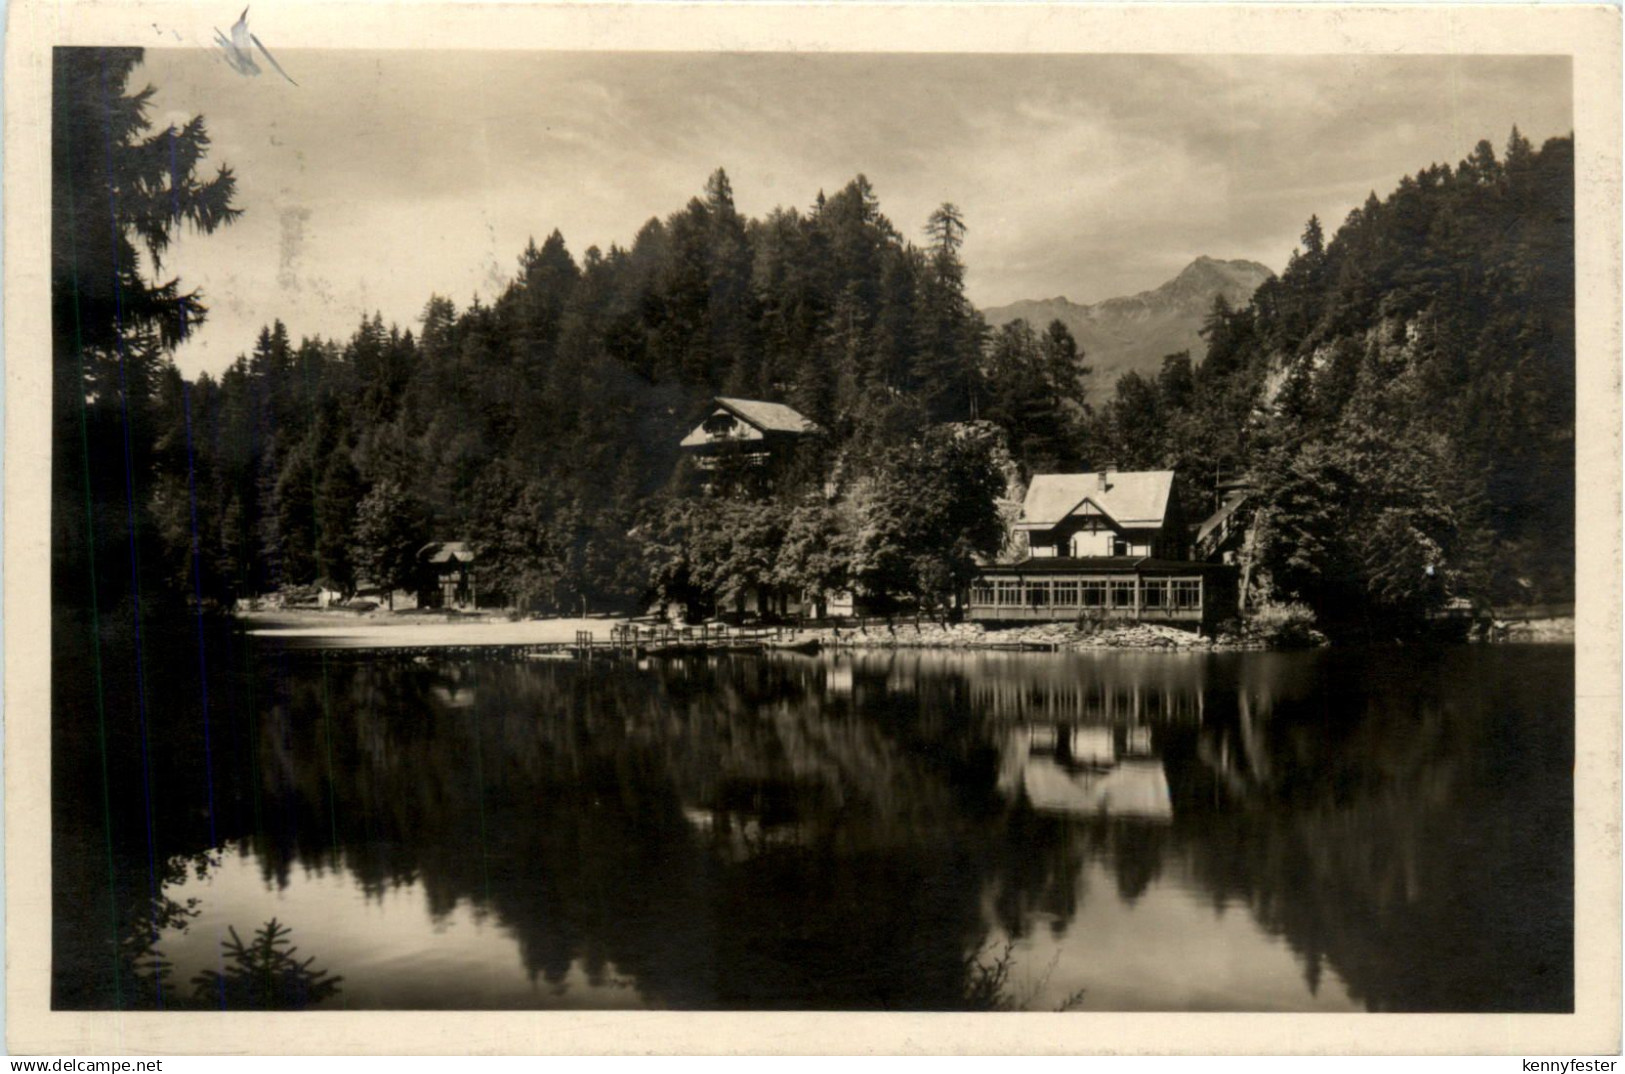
xmin=1026 ymin=581 xmax=1051 ymax=607
xmin=702 ymin=412 xmax=741 ymax=437
xmin=1111 ymin=580 xmax=1136 ymax=608
xmin=1053 ymin=581 xmax=1079 ymax=607
xmin=1141 ymin=579 xmax=1168 ymax=608
xmin=1112 ymin=538 xmax=1129 ymax=556
xmin=1081 ymin=581 xmax=1107 ymax=608
xmin=997 ymin=581 xmax=1023 ymax=607
xmin=1174 ymin=579 xmax=1202 ymax=610
xmin=971 ymin=582 xmax=995 ymax=607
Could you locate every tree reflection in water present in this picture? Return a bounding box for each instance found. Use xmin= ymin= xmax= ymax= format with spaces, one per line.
xmin=56 ymin=641 xmax=1572 ymax=1012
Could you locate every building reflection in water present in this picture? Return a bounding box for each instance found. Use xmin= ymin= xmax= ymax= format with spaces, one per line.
xmin=998 ymin=725 xmax=1173 ymax=820
xmin=80 ymin=644 xmax=1572 ymax=1014
xmin=972 ymin=653 xmax=1202 ymax=820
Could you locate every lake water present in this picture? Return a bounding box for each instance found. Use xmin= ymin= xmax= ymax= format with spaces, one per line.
xmin=144 ymin=643 xmax=1573 ymax=1011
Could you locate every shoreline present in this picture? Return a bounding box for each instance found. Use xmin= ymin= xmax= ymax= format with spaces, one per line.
xmin=240 ymin=609 xmax=628 ymax=649
xmin=243 ymin=608 xmax=1278 ymax=653
xmin=240 ymin=607 xmax=1575 ymax=654
xmin=1487 ymin=616 xmax=1575 ymax=643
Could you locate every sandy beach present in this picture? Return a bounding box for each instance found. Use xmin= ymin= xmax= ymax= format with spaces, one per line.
xmin=242 ymin=610 xmax=630 ymax=649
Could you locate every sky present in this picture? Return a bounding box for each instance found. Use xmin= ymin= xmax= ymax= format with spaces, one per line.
xmin=133 ymin=49 xmax=1573 ymax=379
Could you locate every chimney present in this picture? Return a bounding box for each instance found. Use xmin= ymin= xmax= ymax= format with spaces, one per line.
xmin=1098 ymin=461 xmax=1116 ymax=491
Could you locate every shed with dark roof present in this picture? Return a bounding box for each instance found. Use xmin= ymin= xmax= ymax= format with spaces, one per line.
xmin=418 ymin=540 xmax=479 ymax=609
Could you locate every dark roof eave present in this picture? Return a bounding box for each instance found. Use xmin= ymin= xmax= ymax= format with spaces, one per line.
xmin=679 ymin=431 xmax=813 ymax=454
xmin=976 ymin=557 xmax=1233 ymax=575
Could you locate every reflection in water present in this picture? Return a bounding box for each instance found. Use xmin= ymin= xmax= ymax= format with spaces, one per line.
xmin=75 ymin=645 xmax=1571 ymax=1011
xmin=1000 ymin=723 xmax=1176 ymax=820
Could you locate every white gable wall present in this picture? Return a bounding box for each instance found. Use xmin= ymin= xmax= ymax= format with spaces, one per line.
xmin=1071 ymin=529 xmax=1115 ymax=556
xmin=1060 ymin=503 xmax=1156 ymax=557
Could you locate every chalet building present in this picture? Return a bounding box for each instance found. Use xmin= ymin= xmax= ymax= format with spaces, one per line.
xmin=968 ymin=468 xmax=1236 ymax=630
xmin=674 ymin=397 xmax=824 ymax=621
xmin=678 ymin=397 xmax=821 ymax=473
xmin=1017 ymin=468 xmax=1186 ymax=559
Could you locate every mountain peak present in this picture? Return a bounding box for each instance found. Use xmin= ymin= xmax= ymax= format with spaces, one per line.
xmin=1169 ymin=254 xmax=1273 ymax=286
xmin=981 ymin=256 xmax=1276 ymax=393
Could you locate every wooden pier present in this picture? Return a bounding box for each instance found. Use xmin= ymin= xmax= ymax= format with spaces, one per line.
xmin=600 ymin=622 xmax=822 ymax=658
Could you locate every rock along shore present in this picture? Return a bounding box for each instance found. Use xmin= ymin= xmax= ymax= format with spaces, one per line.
xmin=799 ymin=620 xmax=1286 ymax=653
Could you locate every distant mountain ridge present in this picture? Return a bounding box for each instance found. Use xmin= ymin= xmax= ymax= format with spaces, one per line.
xmin=983 ymin=256 xmax=1275 ymax=393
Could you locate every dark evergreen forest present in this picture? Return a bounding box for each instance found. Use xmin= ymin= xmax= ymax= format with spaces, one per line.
xmin=1117 ymin=130 xmax=1576 ymax=630
xmin=55 ymin=47 xmax=1575 ymax=639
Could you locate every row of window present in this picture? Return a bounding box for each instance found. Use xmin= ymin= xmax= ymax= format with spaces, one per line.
xmin=969 ymin=578 xmax=1202 ymax=610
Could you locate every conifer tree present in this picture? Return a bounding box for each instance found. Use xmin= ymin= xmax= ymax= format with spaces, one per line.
xmin=53 ymin=47 xmax=242 ymax=616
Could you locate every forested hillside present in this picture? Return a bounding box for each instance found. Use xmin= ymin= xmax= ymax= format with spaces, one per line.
xmin=157 ymin=168 xmax=1090 ymax=616
xmin=56 ymin=48 xmax=1573 ymax=636
xmin=1086 ymin=130 xmax=1574 ymax=630
xmin=79 ymin=96 xmax=1087 ymax=618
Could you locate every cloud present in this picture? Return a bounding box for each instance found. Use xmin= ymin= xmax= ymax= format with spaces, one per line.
xmin=136 ymin=50 xmax=1571 ymax=378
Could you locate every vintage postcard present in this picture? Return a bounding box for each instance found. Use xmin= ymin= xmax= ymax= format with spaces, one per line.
xmin=5 ymin=0 xmax=1620 ymax=1056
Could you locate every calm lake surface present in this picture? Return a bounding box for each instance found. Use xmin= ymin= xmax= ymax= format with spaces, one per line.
xmin=142 ymin=643 xmax=1572 ymax=1011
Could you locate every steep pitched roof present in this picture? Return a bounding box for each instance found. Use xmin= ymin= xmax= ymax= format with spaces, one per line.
xmin=420 ymin=540 xmax=475 ymax=564
xmin=1016 ymin=471 xmax=1175 ymax=530
xmin=713 ymin=397 xmax=821 ymax=435
xmin=1195 ymin=490 xmax=1251 ymax=545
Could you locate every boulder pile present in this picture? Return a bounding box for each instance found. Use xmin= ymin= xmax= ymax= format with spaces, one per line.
xmin=808 ymin=619 xmax=1278 ymax=651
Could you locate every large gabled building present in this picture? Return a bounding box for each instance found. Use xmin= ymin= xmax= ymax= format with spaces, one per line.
xmin=1015 ymin=468 xmax=1185 ymax=560
xmin=969 ymin=467 xmax=1236 ymax=630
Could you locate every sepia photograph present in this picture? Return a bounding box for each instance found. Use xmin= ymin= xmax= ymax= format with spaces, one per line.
xmin=7 ymin=0 xmax=1621 ymax=1056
